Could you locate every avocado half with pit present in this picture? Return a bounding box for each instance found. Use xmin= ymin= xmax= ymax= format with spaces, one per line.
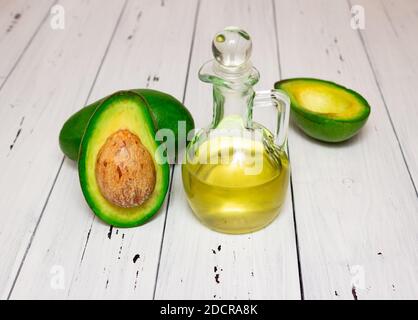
xmin=79 ymin=91 xmax=169 ymax=227
xmin=275 ymin=78 xmax=371 ymax=142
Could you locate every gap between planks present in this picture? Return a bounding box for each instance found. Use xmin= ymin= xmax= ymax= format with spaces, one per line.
xmin=0 ymin=0 xmax=58 ymax=92
xmin=346 ymin=0 xmax=418 ymax=198
xmin=6 ymin=0 xmax=130 ymax=299
xmin=152 ymin=0 xmax=201 ymax=299
xmin=271 ymin=0 xmax=304 ymax=300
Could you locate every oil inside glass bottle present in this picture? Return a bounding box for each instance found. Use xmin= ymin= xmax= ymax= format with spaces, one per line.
xmin=182 ymin=125 xmax=289 ymax=234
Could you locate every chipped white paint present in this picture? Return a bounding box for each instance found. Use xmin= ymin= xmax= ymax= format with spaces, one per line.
xmin=355 ymin=0 xmax=418 ymax=191
xmin=0 ymin=0 xmax=417 ymax=300
xmin=0 ymin=0 xmax=127 ymax=299
xmin=11 ymin=0 xmax=198 ymax=299
xmin=0 ymin=0 xmax=54 ymax=85
xmin=154 ymin=0 xmax=300 ymax=300
xmin=274 ymin=0 xmax=418 ymax=299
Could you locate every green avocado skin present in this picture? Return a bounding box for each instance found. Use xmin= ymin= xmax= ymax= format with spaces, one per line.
xmin=79 ymin=91 xmax=170 ymax=228
xmin=275 ymin=78 xmax=370 ymax=142
xmin=59 ymin=89 xmax=195 ymax=161
xmin=291 ymin=107 xmax=368 ymax=142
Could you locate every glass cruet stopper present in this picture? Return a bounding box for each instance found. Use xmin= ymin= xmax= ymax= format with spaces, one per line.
xmin=199 ymin=27 xmax=259 ymax=85
xmin=212 ymin=27 xmax=252 ymax=72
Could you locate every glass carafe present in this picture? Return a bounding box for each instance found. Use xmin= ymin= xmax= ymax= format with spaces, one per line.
xmin=182 ymin=27 xmax=290 ymax=234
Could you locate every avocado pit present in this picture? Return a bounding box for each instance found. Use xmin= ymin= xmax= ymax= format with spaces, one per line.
xmin=95 ymin=129 xmax=156 ymax=208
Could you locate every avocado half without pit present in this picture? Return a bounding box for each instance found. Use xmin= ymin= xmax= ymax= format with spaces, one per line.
xmin=275 ymin=78 xmax=371 ymax=142
xmin=78 ymin=91 xmax=169 ymax=227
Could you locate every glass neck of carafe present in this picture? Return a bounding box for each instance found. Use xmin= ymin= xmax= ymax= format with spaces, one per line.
xmin=211 ymin=84 xmax=254 ymax=128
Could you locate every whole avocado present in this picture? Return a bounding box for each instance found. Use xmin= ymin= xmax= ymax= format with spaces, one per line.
xmin=59 ymin=89 xmax=194 ymax=161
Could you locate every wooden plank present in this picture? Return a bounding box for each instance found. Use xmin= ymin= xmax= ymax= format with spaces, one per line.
xmin=155 ymin=0 xmax=301 ymax=300
xmin=0 ymin=0 xmax=127 ymax=299
xmin=11 ymin=0 xmax=198 ymax=299
xmin=0 ymin=0 xmax=54 ymax=87
xmin=274 ymin=0 xmax=418 ymax=299
xmin=354 ymin=0 xmax=418 ymax=193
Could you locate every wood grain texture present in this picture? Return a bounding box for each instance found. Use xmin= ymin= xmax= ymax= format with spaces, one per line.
xmin=1 ymin=0 xmax=417 ymax=300
xmin=0 ymin=0 xmax=54 ymax=86
xmin=10 ymin=0 xmax=198 ymax=299
xmin=354 ymin=0 xmax=418 ymax=193
xmin=0 ymin=0 xmax=127 ymax=299
xmin=274 ymin=0 xmax=418 ymax=299
xmin=154 ymin=0 xmax=301 ymax=300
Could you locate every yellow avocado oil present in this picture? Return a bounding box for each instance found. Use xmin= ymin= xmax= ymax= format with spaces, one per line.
xmin=182 ymin=136 xmax=289 ymax=234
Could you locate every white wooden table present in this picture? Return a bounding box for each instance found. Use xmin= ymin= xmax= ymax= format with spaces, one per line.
xmin=1 ymin=0 xmax=417 ymax=300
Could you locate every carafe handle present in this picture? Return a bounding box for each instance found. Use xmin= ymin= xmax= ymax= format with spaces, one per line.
xmin=253 ymin=89 xmax=290 ymax=149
